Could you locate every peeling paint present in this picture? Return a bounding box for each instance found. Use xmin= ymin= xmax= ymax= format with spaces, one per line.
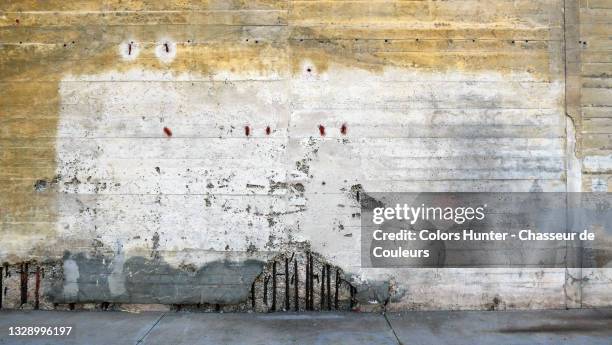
xmin=0 ymin=0 xmax=609 ymax=312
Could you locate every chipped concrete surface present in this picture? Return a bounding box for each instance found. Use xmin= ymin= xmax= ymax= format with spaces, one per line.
xmin=0 ymin=0 xmax=610 ymax=311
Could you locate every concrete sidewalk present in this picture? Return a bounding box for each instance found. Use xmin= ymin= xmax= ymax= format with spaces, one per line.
xmin=0 ymin=308 xmax=610 ymax=345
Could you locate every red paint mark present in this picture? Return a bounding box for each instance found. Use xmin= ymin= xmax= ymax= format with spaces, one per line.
xmin=34 ymin=267 xmax=40 ymax=310
xmin=128 ymin=42 xmax=132 ymax=55
xmin=318 ymin=125 xmax=326 ymax=136
xmin=164 ymin=43 xmax=169 ymax=53
xmin=163 ymin=127 xmax=172 ymax=137
xmin=265 ymin=126 xmax=271 ymax=135
xmin=340 ymin=123 xmax=347 ymax=135
xmin=245 ymin=125 xmax=251 ymax=137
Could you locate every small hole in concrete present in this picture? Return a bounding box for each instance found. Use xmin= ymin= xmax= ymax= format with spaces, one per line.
xmin=265 ymin=126 xmax=271 ymax=135
xmin=245 ymin=125 xmax=251 ymax=137
xmin=164 ymin=43 xmax=169 ymax=53
xmin=34 ymin=180 xmax=48 ymax=192
xmin=318 ymin=125 xmax=325 ymax=136
xmin=15 ymin=19 xmax=20 ymax=24
xmin=306 ymin=67 xmax=312 ymax=73
xmin=163 ymin=127 xmax=172 ymax=137
xmin=340 ymin=123 xmax=347 ymax=135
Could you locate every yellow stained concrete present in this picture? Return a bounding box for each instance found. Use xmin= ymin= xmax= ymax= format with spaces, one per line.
xmin=1 ymin=0 xmax=562 ymax=260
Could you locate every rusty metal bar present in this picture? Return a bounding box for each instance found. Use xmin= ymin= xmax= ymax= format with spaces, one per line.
xmin=20 ymin=263 xmax=28 ymax=305
xmin=251 ymin=281 xmax=256 ymax=310
xmin=263 ymin=276 xmax=268 ymax=305
xmin=309 ymin=254 xmax=314 ymax=310
xmin=334 ymin=269 xmax=339 ymax=310
xmin=272 ymin=261 xmax=277 ymax=311
xmin=35 ymin=266 xmax=41 ymax=310
xmin=285 ymin=257 xmax=289 ymax=311
xmin=294 ymin=259 xmax=299 ymax=311
xmin=326 ymin=264 xmax=331 ymax=310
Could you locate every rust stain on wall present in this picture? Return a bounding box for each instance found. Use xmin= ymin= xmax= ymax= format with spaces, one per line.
xmin=1 ymin=1 xmax=559 ymax=242
xmin=2 ymin=26 xmax=555 ymax=256
xmin=0 ymin=0 xmax=588 ymax=311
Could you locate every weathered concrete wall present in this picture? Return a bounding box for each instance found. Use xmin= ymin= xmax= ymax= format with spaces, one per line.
xmin=0 ymin=0 xmax=609 ymax=311
xmin=564 ymin=0 xmax=612 ymax=308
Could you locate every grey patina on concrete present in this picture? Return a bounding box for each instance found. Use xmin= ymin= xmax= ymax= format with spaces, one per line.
xmin=48 ymin=253 xmax=266 ymax=305
xmin=0 ymin=309 xmax=610 ymax=345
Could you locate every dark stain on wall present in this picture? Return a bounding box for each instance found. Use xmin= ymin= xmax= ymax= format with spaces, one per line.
xmin=0 ymin=252 xmax=396 ymax=312
xmin=46 ymin=252 xmax=265 ymax=305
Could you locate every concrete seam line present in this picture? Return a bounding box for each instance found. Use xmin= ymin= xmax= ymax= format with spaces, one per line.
xmin=135 ymin=312 xmax=166 ymax=344
xmin=383 ymin=313 xmax=403 ymax=345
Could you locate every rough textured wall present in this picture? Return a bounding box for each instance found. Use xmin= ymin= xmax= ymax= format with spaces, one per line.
xmin=565 ymin=0 xmax=612 ymax=308
xmin=0 ymin=0 xmax=609 ymax=311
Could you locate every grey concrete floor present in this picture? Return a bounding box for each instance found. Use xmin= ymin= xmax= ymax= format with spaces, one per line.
xmin=0 ymin=308 xmax=610 ymax=345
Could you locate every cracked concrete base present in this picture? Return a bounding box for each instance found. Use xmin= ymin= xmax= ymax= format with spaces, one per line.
xmin=1 ymin=309 xmax=611 ymax=345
